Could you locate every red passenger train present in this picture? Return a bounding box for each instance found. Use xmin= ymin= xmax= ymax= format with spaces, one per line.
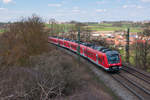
xmin=48 ymin=36 xmax=122 ymax=72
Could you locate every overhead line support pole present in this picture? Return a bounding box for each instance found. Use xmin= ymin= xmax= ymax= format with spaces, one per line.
xmin=126 ymin=28 xmax=130 ymax=63
xmin=78 ymin=27 xmax=80 ymax=65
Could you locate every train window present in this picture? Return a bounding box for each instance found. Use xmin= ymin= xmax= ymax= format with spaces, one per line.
xmin=85 ymin=50 xmax=88 ymax=55
xmin=98 ymin=57 xmax=102 ymax=63
xmin=103 ymin=57 xmax=105 ymax=64
xmin=107 ymin=54 xmax=119 ymax=64
xmin=91 ymin=53 xmax=94 ymax=58
xmin=87 ymin=51 xmax=89 ymax=56
xmin=71 ymin=45 xmax=77 ymax=49
xmin=86 ymin=50 xmax=88 ymax=55
xmin=89 ymin=52 xmax=93 ymax=57
xmin=89 ymin=52 xmax=91 ymax=56
xmin=88 ymin=51 xmax=91 ymax=56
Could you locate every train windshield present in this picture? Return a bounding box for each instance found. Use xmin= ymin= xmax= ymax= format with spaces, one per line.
xmin=107 ymin=54 xmax=120 ymax=64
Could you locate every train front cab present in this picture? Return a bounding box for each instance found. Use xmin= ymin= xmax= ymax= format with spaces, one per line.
xmin=96 ymin=52 xmax=122 ymax=72
xmin=108 ymin=64 xmax=122 ymax=72
xmin=106 ymin=53 xmax=122 ymax=72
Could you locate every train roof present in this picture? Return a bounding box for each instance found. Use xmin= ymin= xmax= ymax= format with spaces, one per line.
xmin=64 ymin=38 xmax=71 ymax=41
xmin=92 ymin=46 xmax=112 ymax=53
xmin=82 ymin=43 xmax=95 ymax=47
xmin=50 ymin=36 xmax=118 ymax=54
xmin=70 ymin=40 xmax=78 ymax=43
xmin=106 ymin=50 xmax=119 ymax=55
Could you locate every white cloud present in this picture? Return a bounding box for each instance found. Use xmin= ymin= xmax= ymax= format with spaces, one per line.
xmin=48 ymin=4 xmax=62 ymax=7
xmin=2 ymin=0 xmax=12 ymax=4
xmin=141 ymin=0 xmax=150 ymax=2
xmin=137 ymin=6 xmax=143 ymax=9
xmin=96 ymin=9 xmax=107 ymax=12
xmin=123 ymin=5 xmax=143 ymax=9
xmin=72 ymin=6 xmax=80 ymax=13
xmin=72 ymin=9 xmax=80 ymax=13
xmin=96 ymin=0 xmax=107 ymax=4
xmin=123 ymin=5 xmax=128 ymax=8
xmin=73 ymin=6 xmax=79 ymax=9
xmin=0 ymin=8 xmax=7 ymax=10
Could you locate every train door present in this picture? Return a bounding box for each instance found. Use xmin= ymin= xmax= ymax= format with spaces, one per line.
xmin=59 ymin=40 xmax=63 ymax=46
xmin=83 ymin=46 xmax=87 ymax=57
xmin=98 ymin=54 xmax=104 ymax=66
xmin=63 ymin=41 xmax=66 ymax=47
xmin=67 ymin=41 xmax=71 ymax=49
xmin=80 ymin=45 xmax=84 ymax=55
xmin=58 ymin=39 xmax=61 ymax=46
xmin=86 ymin=48 xmax=90 ymax=59
xmin=71 ymin=43 xmax=77 ymax=52
xmin=67 ymin=42 xmax=70 ymax=48
xmin=92 ymin=51 xmax=97 ymax=62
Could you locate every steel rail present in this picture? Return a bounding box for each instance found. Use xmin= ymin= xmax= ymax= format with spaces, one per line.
xmin=119 ymin=74 xmax=150 ymax=96
xmin=123 ymin=65 xmax=150 ymax=79
xmin=122 ymin=68 xmax=150 ymax=84
xmin=111 ymin=74 xmax=144 ymax=100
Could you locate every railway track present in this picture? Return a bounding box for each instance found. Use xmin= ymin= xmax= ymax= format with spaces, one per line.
xmin=123 ymin=65 xmax=150 ymax=82
xmin=111 ymin=74 xmax=145 ymax=100
xmin=51 ymin=43 xmax=150 ymax=100
xmin=113 ymin=65 xmax=150 ymax=100
xmin=111 ymin=73 xmax=150 ymax=100
xmin=122 ymin=65 xmax=150 ymax=91
xmin=122 ymin=68 xmax=150 ymax=85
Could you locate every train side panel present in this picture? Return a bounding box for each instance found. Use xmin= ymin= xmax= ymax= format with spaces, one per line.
xmin=86 ymin=48 xmax=97 ymax=62
xmin=64 ymin=40 xmax=70 ymax=48
xmin=58 ymin=39 xmax=64 ymax=46
xmin=48 ymin=37 xmax=122 ymax=71
xmin=49 ymin=37 xmax=58 ymax=44
xmin=70 ymin=42 xmax=78 ymax=52
xmin=80 ymin=45 xmax=87 ymax=57
xmin=97 ymin=52 xmax=109 ymax=70
xmin=80 ymin=45 xmax=83 ymax=55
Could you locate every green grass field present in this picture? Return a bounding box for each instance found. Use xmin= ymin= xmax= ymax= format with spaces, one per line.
xmin=45 ymin=24 xmax=74 ymax=28
xmin=88 ymin=23 xmax=113 ymax=27
xmin=0 ymin=29 xmax=5 ymax=33
xmin=87 ymin=25 xmax=141 ymax=32
xmin=87 ymin=23 xmax=142 ymax=32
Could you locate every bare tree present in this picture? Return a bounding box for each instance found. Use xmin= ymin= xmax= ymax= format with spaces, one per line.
xmin=0 ymin=15 xmax=49 ymax=66
xmin=133 ymin=26 xmax=150 ymax=70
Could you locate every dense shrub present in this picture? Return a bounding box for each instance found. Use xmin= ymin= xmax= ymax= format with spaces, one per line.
xmin=0 ymin=51 xmax=82 ymax=100
xmin=0 ymin=15 xmax=49 ymax=66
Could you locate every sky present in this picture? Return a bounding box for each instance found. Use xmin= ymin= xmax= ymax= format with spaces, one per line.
xmin=0 ymin=0 xmax=150 ymax=22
